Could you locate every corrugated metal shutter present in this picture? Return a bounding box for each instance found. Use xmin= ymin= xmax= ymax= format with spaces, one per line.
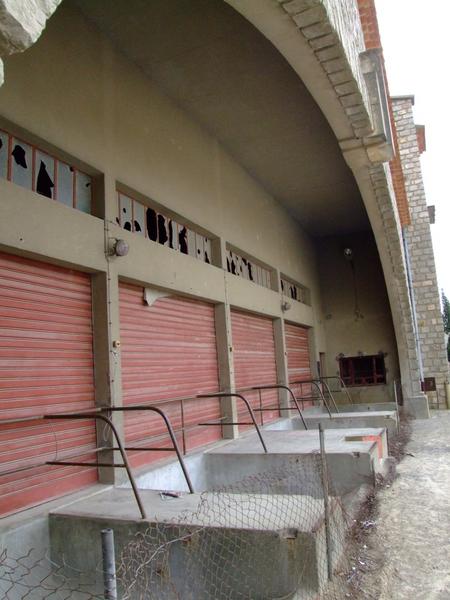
xmin=119 ymin=283 xmax=220 ymax=468
xmin=285 ymin=322 xmax=313 ymax=407
xmin=0 ymin=252 xmax=97 ymax=517
xmin=231 ymin=309 xmax=279 ymax=425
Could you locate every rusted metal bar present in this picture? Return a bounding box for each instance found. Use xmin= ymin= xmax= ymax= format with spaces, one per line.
xmin=248 ymin=384 xmax=308 ymax=430
xmin=291 ymin=379 xmax=332 ymax=418
xmin=197 ymin=393 xmax=268 ymax=453
xmin=105 ymin=406 xmax=194 ymax=494
xmin=317 ymin=379 xmax=339 ymax=413
xmin=320 ymin=376 xmax=353 ymax=405
xmin=47 ymin=413 xmax=147 ymax=520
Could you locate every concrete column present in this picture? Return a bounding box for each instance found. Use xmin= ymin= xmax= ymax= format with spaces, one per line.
xmin=273 ymin=317 xmax=289 ymax=412
xmin=214 ymin=302 xmax=238 ymax=439
xmin=90 ymin=170 xmax=127 ymax=484
xmin=342 ymin=150 xmax=429 ymax=418
xmin=214 ymin=236 xmax=238 ymax=439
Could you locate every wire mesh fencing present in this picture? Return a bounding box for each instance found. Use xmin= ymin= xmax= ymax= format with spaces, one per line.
xmin=1 ymin=448 xmax=375 ymax=599
xmin=117 ymin=453 xmax=358 ymax=600
xmin=0 ymin=546 xmax=105 ymax=600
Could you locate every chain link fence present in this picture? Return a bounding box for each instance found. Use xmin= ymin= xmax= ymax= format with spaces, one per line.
xmin=117 ymin=453 xmax=357 ymax=600
xmin=0 ymin=547 xmax=105 ymax=599
xmin=1 ymin=450 xmax=375 ymax=599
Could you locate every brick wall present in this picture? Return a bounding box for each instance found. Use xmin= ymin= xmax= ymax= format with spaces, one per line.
xmin=357 ymin=0 xmax=411 ymax=227
xmin=392 ymin=97 xmax=449 ymax=407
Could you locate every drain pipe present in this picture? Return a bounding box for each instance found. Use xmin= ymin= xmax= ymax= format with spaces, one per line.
xmin=402 ymin=228 xmax=425 ymax=385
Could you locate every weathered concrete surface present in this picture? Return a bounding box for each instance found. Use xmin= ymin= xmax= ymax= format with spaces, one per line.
xmin=266 ymin=411 xmax=398 ymax=436
xmin=130 ymin=428 xmax=390 ymax=497
xmin=356 ymin=413 xmax=450 ymax=598
xmin=0 ymin=0 xmax=61 ymax=55
xmin=49 ymin=488 xmax=346 ymax=599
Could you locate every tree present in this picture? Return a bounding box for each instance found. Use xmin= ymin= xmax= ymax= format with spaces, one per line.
xmin=441 ymin=290 xmax=450 ymax=362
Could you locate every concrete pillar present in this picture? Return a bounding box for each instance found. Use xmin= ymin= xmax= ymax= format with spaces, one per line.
xmin=342 ymin=151 xmax=429 ymax=419
xmin=273 ymin=317 xmax=289 ymax=412
xmin=214 ymin=236 xmax=238 ymax=439
xmin=214 ymin=302 xmax=238 ymax=439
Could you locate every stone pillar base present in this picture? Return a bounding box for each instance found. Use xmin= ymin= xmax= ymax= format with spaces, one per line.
xmin=403 ymin=394 xmax=430 ymax=419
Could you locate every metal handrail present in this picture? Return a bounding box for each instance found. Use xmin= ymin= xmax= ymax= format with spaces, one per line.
xmin=290 ymin=379 xmax=333 ymax=417
xmin=196 ymin=393 xmax=268 ymax=453
xmin=0 ymin=404 xmax=196 ymax=519
xmin=46 ymin=412 xmax=148 ymax=519
xmin=315 ymin=379 xmax=339 ymax=413
xmin=238 ymin=384 xmax=308 ymax=430
xmin=102 ymin=405 xmax=194 ymax=494
xmin=318 ymin=376 xmax=353 ymax=405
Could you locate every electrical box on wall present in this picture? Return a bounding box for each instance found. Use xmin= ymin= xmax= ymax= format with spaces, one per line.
xmin=423 ymin=377 xmax=436 ymax=392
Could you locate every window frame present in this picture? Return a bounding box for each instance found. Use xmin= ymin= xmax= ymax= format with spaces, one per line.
xmin=339 ymin=354 xmax=386 ymax=387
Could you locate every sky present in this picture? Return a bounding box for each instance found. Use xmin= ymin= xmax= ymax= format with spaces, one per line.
xmin=374 ymin=0 xmax=450 ymax=298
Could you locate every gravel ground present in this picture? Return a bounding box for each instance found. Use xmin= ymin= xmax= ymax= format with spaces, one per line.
xmin=351 ymin=411 xmax=450 ymax=599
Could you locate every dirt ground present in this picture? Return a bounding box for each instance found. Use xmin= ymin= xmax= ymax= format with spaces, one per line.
xmin=349 ymin=411 xmax=450 ymax=599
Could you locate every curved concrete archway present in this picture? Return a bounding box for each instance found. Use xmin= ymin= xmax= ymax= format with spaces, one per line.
xmin=226 ymin=0 xmax=426 ymax=415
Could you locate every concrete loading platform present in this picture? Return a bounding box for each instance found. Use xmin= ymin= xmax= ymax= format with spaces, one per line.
xmin=266 ymin=410 xmax=398 ymax=436
xmin=48 ymin=428 xmax=392 ymax=599
xmin=132 ymin=427 xmax=392 ymax=498
xmin=49 ymin=486 xmax=347 ymax=599
xmin=300 ymin=402 xmax=398 ymax=415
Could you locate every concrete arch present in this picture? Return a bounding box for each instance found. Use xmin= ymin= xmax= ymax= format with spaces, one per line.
xmin=225 ymin=0 xmax=426 ymax=415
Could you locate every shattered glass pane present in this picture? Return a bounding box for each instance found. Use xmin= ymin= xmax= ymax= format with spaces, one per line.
xmin=11 ymin=138 xmax=32 ymax=190
xmin=195 ymin=233 xmax=204 ymax=262
xmin=133 ymin=201 xmax=145 ymax=235
xmin=187 ymin=228 xmax=196 ymax=257
xmin=75 ymin=171 xmax=92 ymax=214
xmin=35 ymin=151 xmax=55 ymax=199
xmin=119 ymin=193 xmax=133 ymax=231
xmin=204 ymin=238 xmax=211 ymax=264
xmin=57 ymin=161 xmax=74 ymax=207
xmin=168 ymin=220 xmax=179 ymax=251
xmin=0 ymin=131 xmax=8 ymax=180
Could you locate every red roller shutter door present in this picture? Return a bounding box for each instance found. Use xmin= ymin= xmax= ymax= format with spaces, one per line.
xmin=231 ymin=310 xmax=279 ymax=425
xmin=285 ymin=322 xmax=313 ymax=407
xmin=0 ymin=252 xmax=97 ymax=517
xmin=119 ymin=283 xmax=221 ymax=468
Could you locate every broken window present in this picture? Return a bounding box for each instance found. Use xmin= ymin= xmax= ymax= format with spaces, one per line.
xmin=339 ymin=355 xmax=386 ymax=387
xmin=116 ymin=190 xmax=213 ymax=265
xmin=11 ymin=138 xmax=32 ymax=190
xmin=226 ymin=247 xmax=272 ymax=290
xmin=0 ymin=128 xmax=92 ymax=214
xmin=281 ymin=276 xmax=309 ymax=305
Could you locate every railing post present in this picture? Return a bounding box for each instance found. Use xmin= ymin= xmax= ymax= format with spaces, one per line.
xmin=101 ymin=528 xmax=117 ymax=600
xmin=318 ymin=424 xmax=333 ymax=581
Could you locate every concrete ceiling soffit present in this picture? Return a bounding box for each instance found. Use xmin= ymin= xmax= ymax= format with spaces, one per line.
xmin=275 ymin=0 xmax=373 ymax=138
xmin=0 ymin=0 xmax=62 ymax=85
xmin=228 ymin=1 xmax=394 ymax=169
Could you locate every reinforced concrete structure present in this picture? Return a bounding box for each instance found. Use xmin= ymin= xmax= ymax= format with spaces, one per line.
xmin=0 ymin=1 xmax=447 ymax=589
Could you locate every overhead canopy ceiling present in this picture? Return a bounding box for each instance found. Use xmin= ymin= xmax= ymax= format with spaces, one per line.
xmin=73 ymin=0 xmax=369 ymax=236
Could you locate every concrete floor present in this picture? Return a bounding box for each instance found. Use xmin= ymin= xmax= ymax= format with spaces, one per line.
xmin=207 ymin=427 xmax=388 ymax=458
xmin=352 ymin=412 xmax=450 ymax=599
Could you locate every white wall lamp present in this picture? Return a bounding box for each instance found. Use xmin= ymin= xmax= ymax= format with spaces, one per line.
xmin=281 ymin=300 xmax=291 ymax=312
xmin=109 ymin=238 xmax=129 ymax=257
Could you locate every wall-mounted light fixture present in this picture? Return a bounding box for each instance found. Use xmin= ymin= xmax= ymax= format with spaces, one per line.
xmin=108 ymin=238 xmax=129 ymax=257
xmin=281 ymin=300 xmax=291 ymax=312
xmin=343 ymin=247 xmax=353 ymax=261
